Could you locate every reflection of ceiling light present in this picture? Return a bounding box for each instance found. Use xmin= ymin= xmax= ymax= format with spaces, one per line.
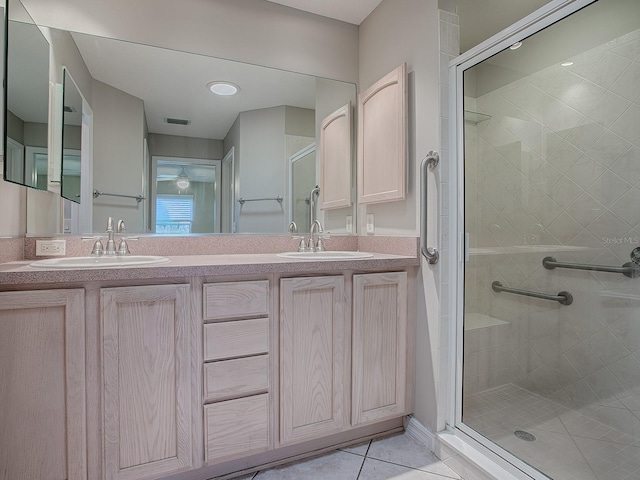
xmin=509 ymin=41 xmax=523 ymax=50
xmin=207 ymin=81 xmax=239 ymax=96
xmin=176 ymin=167 xmax=190 ymax=189
xmin=561 ymin=61 xmax=574 ymax=67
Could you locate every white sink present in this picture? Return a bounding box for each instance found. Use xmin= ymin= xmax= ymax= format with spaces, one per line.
xmin=277 ymin=251 xmax=374 ymax=260
xmin=29 ymin=255 xmax=170 ymax=269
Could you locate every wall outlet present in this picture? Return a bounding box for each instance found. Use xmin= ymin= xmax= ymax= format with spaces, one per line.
xmin=36 ymin=239 xmax=67 ymax=256
xmin=345 ymin=215 xmax=353 ymax=233
xmin=366 ymin=214 xmax=375 ymax=235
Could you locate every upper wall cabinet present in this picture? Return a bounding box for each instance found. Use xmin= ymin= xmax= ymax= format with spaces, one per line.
xmin=357 ymin=64 xmax=407 ymax=205
xmin=319 ymin=102 xmax=352 ymax=210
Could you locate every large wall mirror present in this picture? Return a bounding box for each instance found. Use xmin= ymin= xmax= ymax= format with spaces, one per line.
xmin=2 ymin=0 xmax=357 ymax=236
xmin=3 ymin=0 xmax=50 ymax=190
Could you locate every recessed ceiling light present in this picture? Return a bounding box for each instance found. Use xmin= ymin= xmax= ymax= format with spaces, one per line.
xmin=207 ymin=81 xmax=239 ymax=96
xmin=561 ymin=61 xmax=574 ymax=67
xmin=509 ymin=41 xmax=523 ymax=50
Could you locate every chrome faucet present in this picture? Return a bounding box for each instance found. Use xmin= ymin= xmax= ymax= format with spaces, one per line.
xmin=116 ymin=220 xmax=131 ymax=255
xmin=308 ymin=219 xmax=324 ymax=252
xmin=309 ymin=186 xmax=320 ymax=225
xmin=87 ymin=217 xmax=134 ymax=256
xmin=104 ymin=217 xmax=117 ymax=255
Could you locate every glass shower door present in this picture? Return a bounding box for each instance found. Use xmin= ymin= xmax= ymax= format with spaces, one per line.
xmin=460 ymin=1 xmax=640 ymax=478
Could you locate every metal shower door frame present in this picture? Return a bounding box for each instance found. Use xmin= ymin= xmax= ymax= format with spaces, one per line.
xmin=444 ymin=0 xmax=599 ymax=479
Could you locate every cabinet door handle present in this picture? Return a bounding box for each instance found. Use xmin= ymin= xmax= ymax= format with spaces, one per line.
xmin=421 ymin=151 xmax=439 ymax=265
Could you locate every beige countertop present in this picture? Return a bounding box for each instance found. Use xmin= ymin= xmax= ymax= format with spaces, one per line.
xmin=0 ymin=252 xmax=419 ymax=286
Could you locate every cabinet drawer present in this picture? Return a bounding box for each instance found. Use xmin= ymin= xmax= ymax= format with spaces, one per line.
xmin=204 ymin=394 xmax=269 ymax=464
xmin=203 ymin=280 xmax=269 ymax=320
xmin=204 ymin=355 xmax=269 ymax=402
xmin=204 ymin=318 xmax=269 ymax=361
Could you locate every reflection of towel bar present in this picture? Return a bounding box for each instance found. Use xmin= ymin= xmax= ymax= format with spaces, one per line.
xmin=238 ymin=196 xmax=283 ymax=205
xmin=93 ymin=189 xmax=145 ymax=203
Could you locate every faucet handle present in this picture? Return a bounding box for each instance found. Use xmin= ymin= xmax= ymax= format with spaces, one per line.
xmin=106 ymin=217 xmax=114 ymax=232
xmin=82 ymin=236 xmax=105 ymax=256
xmin=117 ymin=236 xmax=138 ymax=256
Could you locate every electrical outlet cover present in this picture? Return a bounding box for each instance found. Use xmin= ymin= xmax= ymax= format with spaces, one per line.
xmin=366 ymin=214 xmax=374 ymax=235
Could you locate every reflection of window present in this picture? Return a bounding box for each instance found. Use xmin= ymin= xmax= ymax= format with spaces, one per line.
xmin=156 ymin=194 xmax=194 ymax=234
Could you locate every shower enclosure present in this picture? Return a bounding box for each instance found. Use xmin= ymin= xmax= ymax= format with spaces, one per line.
xmin=454 ymin=0 xmax=640 ymax=478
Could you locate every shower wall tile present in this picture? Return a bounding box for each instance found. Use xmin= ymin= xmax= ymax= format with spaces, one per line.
xmin=464 ymin=25 xmax=640 ymax=437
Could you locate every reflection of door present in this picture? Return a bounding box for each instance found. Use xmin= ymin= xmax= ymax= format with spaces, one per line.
xmin=288 ymin=144 xmax=316 ymax=233
xmin=24 ymin=146 xmax=48 ymax=190
xmin=5 ymin=137 xmax=25 ymax=185
xmin=456 ymin=2 xmax=640 ymax=479
xmin=150 ymin=156 xmax=222 ymax=234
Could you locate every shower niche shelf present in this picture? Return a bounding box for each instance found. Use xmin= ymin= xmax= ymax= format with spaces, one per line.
xmin=464 ymin=110 xmax=492 ymax=124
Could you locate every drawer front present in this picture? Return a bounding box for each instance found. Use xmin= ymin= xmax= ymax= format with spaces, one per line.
xmin=204 ymin=394 xmax=269 ymax=464
xmin=203 ymin=280 xmax=269 ymax=320
xmin=204 ymin=355 xmax=269 ymax=403
xmin=204 ymin=318 xmax=269 ymax=361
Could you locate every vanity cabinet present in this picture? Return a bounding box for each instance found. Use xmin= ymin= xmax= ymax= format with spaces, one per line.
xmin=280 ymin=276 xmax=349 ymax=444
xmin=352 ymin=272 xmax=408 ymax=425
xmin=202 ymin=280 xmax=271 ymax=465
xmin=101 ymin=284 xmax=193 ymax=480
xmin=0 ymin=289 xmax=86 ymax=480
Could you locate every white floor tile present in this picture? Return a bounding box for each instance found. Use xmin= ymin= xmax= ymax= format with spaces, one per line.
xmin=358 ymin=458 xmax=451 ymax=480
xmin=367 ymin=433 xmax=461 ymax=479
xmin=253 ymin=450 xmax=363 ymax=480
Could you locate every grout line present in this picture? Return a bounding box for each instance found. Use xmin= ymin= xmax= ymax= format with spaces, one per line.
xmin=363 ymin=456 xmax=461 ymax=480
xmin=355 ymin=441 xmax=372 ymax=479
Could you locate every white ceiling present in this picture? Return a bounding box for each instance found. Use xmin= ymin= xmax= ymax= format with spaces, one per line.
xmin=265 ymin=0 xmax=383 ymax=25
xmin=72 ymin=32 xmax=320 ymax=140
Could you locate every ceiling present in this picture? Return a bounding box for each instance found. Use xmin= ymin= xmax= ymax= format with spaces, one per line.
xmin=265 ymin=0 xmax=383 ymax=25
xmin=72 ymin=32 xmax=319 ymax=140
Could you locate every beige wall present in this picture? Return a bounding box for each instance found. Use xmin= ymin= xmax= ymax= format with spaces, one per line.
xmin=359 ymin=0 xmax=442 ymax=432
xmin=148 ymin=134 xmax=223 ymax=160
xmin=358 ymin=0 xmax=440 ymax=237
xmin=234 ymin=106 xmax=287 ymax=234
xmin=91 ymin=80 xmax=145 ymax=232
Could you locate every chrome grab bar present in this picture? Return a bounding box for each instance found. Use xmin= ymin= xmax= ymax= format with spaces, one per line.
xmin=420 ymin=151 xmax=439 ymax=265
xmin=543 ymin=256 xmax=639 ymax=279
xmin=238 ymin=196 xmax=283 ymax=205
xmin=93 ymin=189 xmax=145 ymax=203
xmin=492 ymin=281 xmax=573 ymax=306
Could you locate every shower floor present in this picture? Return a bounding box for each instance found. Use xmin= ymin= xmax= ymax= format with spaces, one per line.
xmin=463 ymin=384 xmax=640 ymax=480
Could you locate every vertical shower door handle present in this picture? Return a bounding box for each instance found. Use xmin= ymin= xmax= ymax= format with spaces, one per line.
xmin=421 ymin=151 xmax=439 ymax=265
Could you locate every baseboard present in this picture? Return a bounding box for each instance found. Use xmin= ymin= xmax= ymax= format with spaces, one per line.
xmin=404 ymin=415 xmax=435 ymax=451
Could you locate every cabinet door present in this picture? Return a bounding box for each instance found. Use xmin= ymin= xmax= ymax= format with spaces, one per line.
xmin=280 ymin=276 xmax=348 ymax=444
xmin=352 ymin=272 xmax=408 ymax=425
xmin=102 ymin=284 xmax=192 ymax=480
xmin=357 ymin=64 xmax=407 ymax=205
xmin=320 ymin=102 xmax=352 ymax=210
xmin=0 ymin=289 xmax=86 ymax=480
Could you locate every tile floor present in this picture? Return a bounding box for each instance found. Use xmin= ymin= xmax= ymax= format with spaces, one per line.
xmin=232 ymin=432 xmax=463 ymax=480
xmin=464 ymin=384 xmax=640 ymax=480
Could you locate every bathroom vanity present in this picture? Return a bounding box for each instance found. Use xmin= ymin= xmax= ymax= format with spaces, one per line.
xmin=0 ymin=252 xmax=418 ymax=480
